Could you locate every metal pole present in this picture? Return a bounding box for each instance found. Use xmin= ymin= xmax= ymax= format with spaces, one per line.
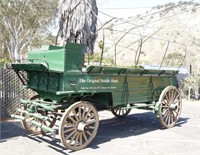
xmin=159 ymin=41 xmax=170 ymax=70
xmin=114 ymin=27 xmax=138 ymax=67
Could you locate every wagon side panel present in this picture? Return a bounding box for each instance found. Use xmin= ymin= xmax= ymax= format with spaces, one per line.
xmin=152 ymin=76 xmax=178 ymax=101
xmin=127 ymin=76 xmax=152 ymax=104
xmin=63 ymin=74 xmax=127 ymax=107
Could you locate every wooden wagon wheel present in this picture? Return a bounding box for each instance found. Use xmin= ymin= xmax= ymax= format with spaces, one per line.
xmin=158 ymin=86 xmax=182 ymax=128
xmin=111 ymin=106 xmax=131 ymax=118
xmin=22 ymin=95 xmax=57 ymax=135
xmin=59 ymin=101 xmax=99 ymax=151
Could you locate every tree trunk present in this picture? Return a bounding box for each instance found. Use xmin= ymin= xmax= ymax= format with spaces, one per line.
xmin=188 ymin=87 xmax=191 ymax=100
xmin=57 ymin=0 xmax=98 ymax=54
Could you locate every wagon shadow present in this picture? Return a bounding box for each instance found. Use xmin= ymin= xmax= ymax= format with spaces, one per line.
xmin=0 ymin=121 xmax=69 ymax=154
xmin=0 ymin=121 xmax=28 ymax=142
xmin=0 ymin=112 xmax=189 ymax=153
xmin=89 ymin=111 xmax=189 ymax=149
xmin=26 ymin=134 xmax=68 ymax=154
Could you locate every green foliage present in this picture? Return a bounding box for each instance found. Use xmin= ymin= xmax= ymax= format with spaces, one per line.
xmin=164 ymin=52 xmax=184 ymax=66
xmin=31 ymin=33 xmax=56 ymax=48
xmin=181 ymin=74 xmax=200 ymax=90
xmin=85 ymin=52 xmax=113 ymax=65
xmin=0 ymin=0 xmax=58 ymax=60
xmin=0 ymin=58 xmax=9 ymax=67
xmin=98 ymin=40 xmax=103 ymax=50
xmin=181 ymin=74 xmax=200 ymax=99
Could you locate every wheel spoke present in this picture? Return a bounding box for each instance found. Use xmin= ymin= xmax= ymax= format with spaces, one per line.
xmin=82 ymin=106 xmax=87 ymax=120
xmin=74 ymin=133 xmax=80 ymax=147
xmin=174 ymin=92 xmax=179 ymax=104
xmin=64 ymin=127 xmax=76 ymax=133
xmin=169 ymin=90 xmax=173 ymax=103
xmin=86 ymin=119 xmax=96 ymax=125
xmin=165 ymin=113 xmax=169 ymax=125
xmin=88 ymin=126 xmax=95 ymax=129
xmin=162 ymin=109 xmax=169 ymax=122
xmin=162 ymin=108 xmax=169 ymax=116
xmin=165 ymin=111 xmax=171 ymax=125
xmin=72 ymin=110 xmax=79 ymax=121
xmin=111 ymin=106 xmax=131 ymax=118
xmin=86 ymin=130 xmax=93 ymax=136
xmin=171 ymin=111 xmax=176 ymax=122
xmin=165 ymin=92 xmax=170 ymax=104
xmin=172 ymin=90 xmax=177 ymax=101
xmin=118 ymin=108 xmax=121 ymax=115
xmin=46 ymin=119 xmax=52 ymax=123
xmin=171 ymin=90 xmax=175 ymax=101
xmin=168 ymin=111 xmax=173 ymax=125
xmin=173 ymin=110 xmax=179 ymax=116
xmin=162 ymin=105 xmax=169 ymax=108
xmin=83 ymin=108 xmax=92 ymax=121
xmin=68 ymin=116 xmax=77 ymax=124
xmin=173 ymin=99 xmax=180 ymax=105
xmin=162 ymin=99 xmax=168 ymax=105
xmin=83 ymin=131 xmax=88 ymax=143
xmin=122 ymin=109 xmax=125 ymax=115
xmin=79 ymin=133 xmax=83 ymax=146
xmin=69 ymin=132 xmax=78 ymax=145
xmin=63 ymin=121 xmax=75 ymax=127
xmin=78 ymin=106 xmax=82 ymax=120
xmin=65 ymin=130 xmax=76 ymax=140
xmin=85 ymin=114 xmax=95 ymax=121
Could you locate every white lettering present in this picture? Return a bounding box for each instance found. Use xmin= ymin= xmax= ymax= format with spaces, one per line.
xmin=79 ymin=78 xmax=119 ymax=84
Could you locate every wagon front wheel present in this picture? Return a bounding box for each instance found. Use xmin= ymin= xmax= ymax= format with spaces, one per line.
xmin=59 ymin=101 xmax=99 ymax=151
xmin=158 ymin=86 xmax=182 ymax=128
xmin=22 ymin=95 xmax=57 ymax=135
xmin=22 ymin=95 xmax=43 ymax=135
xmin=111 ymin=106 xmax=131 ymax=118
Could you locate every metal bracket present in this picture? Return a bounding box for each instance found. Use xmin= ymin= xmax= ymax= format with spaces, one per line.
xmin=154 ymin=102 xmax=161 ymax=117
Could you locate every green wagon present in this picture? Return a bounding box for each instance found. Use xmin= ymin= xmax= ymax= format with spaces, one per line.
xmin=11 ymin=43 xmax=182 ymax=150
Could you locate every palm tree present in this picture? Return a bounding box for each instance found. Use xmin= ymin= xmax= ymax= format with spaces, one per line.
xmin=56 ymin=0 xmax=98 ymax=54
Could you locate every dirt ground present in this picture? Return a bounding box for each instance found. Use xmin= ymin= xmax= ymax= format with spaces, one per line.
xmin=0 ymin=99 xmax=199 ymax=155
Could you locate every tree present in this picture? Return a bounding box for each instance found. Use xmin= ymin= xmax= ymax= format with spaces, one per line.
xmin=56 ymin=0 xmax=98 ymax=54
xmin=164 ymin=52 xmax=184 ymax=66
xmin=181 ymin=74 xmax=200 ymax=100
xmin=0 ymin=0 xmax=58 ymax=61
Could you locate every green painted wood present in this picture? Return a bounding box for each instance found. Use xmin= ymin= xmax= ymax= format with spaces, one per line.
xmin=86 ymin=65 xmax=178 ymax=76
xmin=11 ymin=43 xmax=179 ymax=109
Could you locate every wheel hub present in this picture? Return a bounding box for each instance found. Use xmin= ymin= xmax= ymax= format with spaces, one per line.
xmin=77 ymin=122 xmax=88 ymax=132
xmin=169 ymin=104 xmax=177 ymax=110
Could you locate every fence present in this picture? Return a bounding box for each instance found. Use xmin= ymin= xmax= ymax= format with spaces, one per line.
xmin=0 ymin=67 xmax=35 ymax=118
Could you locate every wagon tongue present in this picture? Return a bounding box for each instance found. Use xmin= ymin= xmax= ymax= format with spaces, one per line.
xmin=11 ymin=99 xmax=59 ymax=135
xmin=11 ymin=108 xmax=56 ymax=135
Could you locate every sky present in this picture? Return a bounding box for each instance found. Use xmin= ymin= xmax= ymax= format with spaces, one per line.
xmin=97 ymin=0 xmax=200 ymax=22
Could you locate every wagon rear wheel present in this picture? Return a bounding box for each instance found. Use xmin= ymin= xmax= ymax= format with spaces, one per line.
xmin=111 ymin=106 xmax=131 ymax=118
xmin=59 ymin=101 xmax=99 ymax=151
xmin=22 ymin=95 xmax=57 ymax=135
xmin=158 ymin=86 xmax=182 ymax=128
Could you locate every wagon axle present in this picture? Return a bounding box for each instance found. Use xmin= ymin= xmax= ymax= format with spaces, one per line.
xmin=169 ymin=104 xmax=178 ymax=110
xmin=77 ymin=122 xmax=89 ymax=132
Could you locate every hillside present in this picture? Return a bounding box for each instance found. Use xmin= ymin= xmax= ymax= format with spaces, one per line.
xmin=95 ymin=1 xmax=200 ymax=74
